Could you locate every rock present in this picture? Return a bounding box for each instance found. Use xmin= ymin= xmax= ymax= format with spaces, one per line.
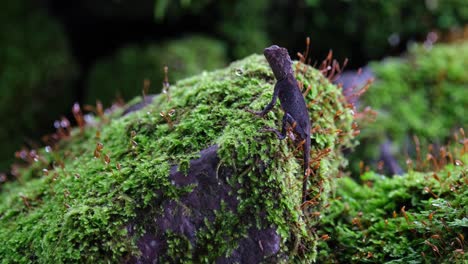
xmin=0 ymin=54 xmax=355 ymax=262
xmin=131 ymin=145 xmax=281 ymax=263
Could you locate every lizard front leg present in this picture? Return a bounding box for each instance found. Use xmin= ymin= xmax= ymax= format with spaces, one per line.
xmin=246 ymin=83 xmax=280 ymax=117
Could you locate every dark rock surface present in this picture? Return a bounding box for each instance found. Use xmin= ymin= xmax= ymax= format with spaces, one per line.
xmin=379 ymin=140 xmax=404 ymax=175
xmin=129 ymin=145 xmax=281 ymax=263
xmin=335 ymin=66 xmax=374 ymax=106
xmin=336 ymin=68 xmax=404 ymax=176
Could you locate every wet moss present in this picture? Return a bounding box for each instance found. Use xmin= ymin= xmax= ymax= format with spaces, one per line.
xmin=318 ymin=151 xmax=468 ymax=263
xmin=355 ymin=41 xmax=468 ymax=172
xmin=0 ymin=54 xmax=354 ymax=262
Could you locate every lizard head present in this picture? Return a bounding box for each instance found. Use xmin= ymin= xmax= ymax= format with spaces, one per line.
xmin=264 ymin=45 xmax=294 ymax=81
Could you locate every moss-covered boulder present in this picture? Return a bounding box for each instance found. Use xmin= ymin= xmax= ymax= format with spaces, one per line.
xmin=0 ymin=54 xmax=355 ymax=262
xmin=0 ymin=1 xmax=77 ymax=171
xmin=317 ymin=151 xmax=468 ymax=263
xmin=353 ymin=41 xmax=468 ymax=173
xmin=85 ymin=35 xmax=227 ymax=106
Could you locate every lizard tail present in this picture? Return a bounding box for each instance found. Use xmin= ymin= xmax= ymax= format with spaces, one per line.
xmin=302 ymin=136 xmax=311 ymax=203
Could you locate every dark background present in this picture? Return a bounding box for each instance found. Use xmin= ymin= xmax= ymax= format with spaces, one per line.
xmin=1 ymin=0 xmax=466 ymax=171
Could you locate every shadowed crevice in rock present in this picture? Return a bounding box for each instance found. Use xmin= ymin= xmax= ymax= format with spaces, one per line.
xmin=129 ymin=145 xmax=281 ymax=263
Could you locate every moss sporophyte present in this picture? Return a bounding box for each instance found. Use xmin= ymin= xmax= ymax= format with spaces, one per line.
xmin=355 ymin=41 xmax=468 ymax=174
xmin=317 ymin=154 xmax=468 ymax=263
xmin=0 ymin=53 xmax=355 ymax=262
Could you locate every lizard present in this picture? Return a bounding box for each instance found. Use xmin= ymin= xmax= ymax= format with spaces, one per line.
xmin=249 ymin=45 xmax=312 ymax=203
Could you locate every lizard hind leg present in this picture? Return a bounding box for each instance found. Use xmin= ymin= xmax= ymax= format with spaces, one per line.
xmin=261 ymin=113 xmax=297 ymax=140
xmin=260 ymin=127 xmax=286 ymax=140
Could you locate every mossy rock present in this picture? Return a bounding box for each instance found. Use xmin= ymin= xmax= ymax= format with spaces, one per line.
xmin=0 ymin=1 xmax=78 ymax=171
xmin=85 ymin=35 xmax=227 ymax=107
xmin=352 ymin=41 xmax=468 ymax=174
xmin=317 ymin=152 xmax=468 ymax=263
xmin=0 ymin=54 xmax=355 ymax=262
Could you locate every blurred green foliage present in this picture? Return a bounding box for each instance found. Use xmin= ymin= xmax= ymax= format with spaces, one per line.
xmin=68 ymin=0 xmax=155 ymax=19
xmin=216 ymin=0 xmax=269 ymax=58
xmin=295 ymin=0 xmax=468 ymax=59
xmin=153 ymin=0 xmax=270 ymax=58
xmin=85 ymin=35 xmax=227 ymax=106
xmin=0 ymin=1 xmax=77 ymax=171
xmin=153 ymin=0 xmax=210 ymax=20
xmin=355 ymin=41 xmax=468 ymax=169
xmin=317 ymin=153 xmax=468 ymax=263
xmin=153 ymin=0 xmax=468 ymax=62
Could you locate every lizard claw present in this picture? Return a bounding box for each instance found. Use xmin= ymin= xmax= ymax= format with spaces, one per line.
xmin=245 ymin=108 xmax=263 ymax=117
xmin=260 ymin=126 xmax=275 ymax=132
xmin=260 ymin=126 xmax=286 ymax=140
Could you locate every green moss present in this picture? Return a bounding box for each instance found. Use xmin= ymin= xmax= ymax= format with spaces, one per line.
xmin=0 ymin=0 xmax=77 ymax=171
xmin=317 ymin=153 xmax=468 ymax=263
xmin=354 ymin=41 xmax=468 ymax=171
xmin=165 ymin=230 xmax=194 ymax=262
xmin=195 ymin=201 xmax=245 ymax=262
xmin=0 ymin=54 xmax=354 ymax=262
xmin=86 ymin=35 xmax=227 ymax=106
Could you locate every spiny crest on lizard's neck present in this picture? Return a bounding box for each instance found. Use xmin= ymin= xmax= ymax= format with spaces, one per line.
xmin=264 ymin=45 xmax=294 ymax=81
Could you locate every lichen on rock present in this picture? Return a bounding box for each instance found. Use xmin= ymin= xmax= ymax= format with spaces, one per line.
xmin=0 ymin=53 xmax=355 ymax=262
